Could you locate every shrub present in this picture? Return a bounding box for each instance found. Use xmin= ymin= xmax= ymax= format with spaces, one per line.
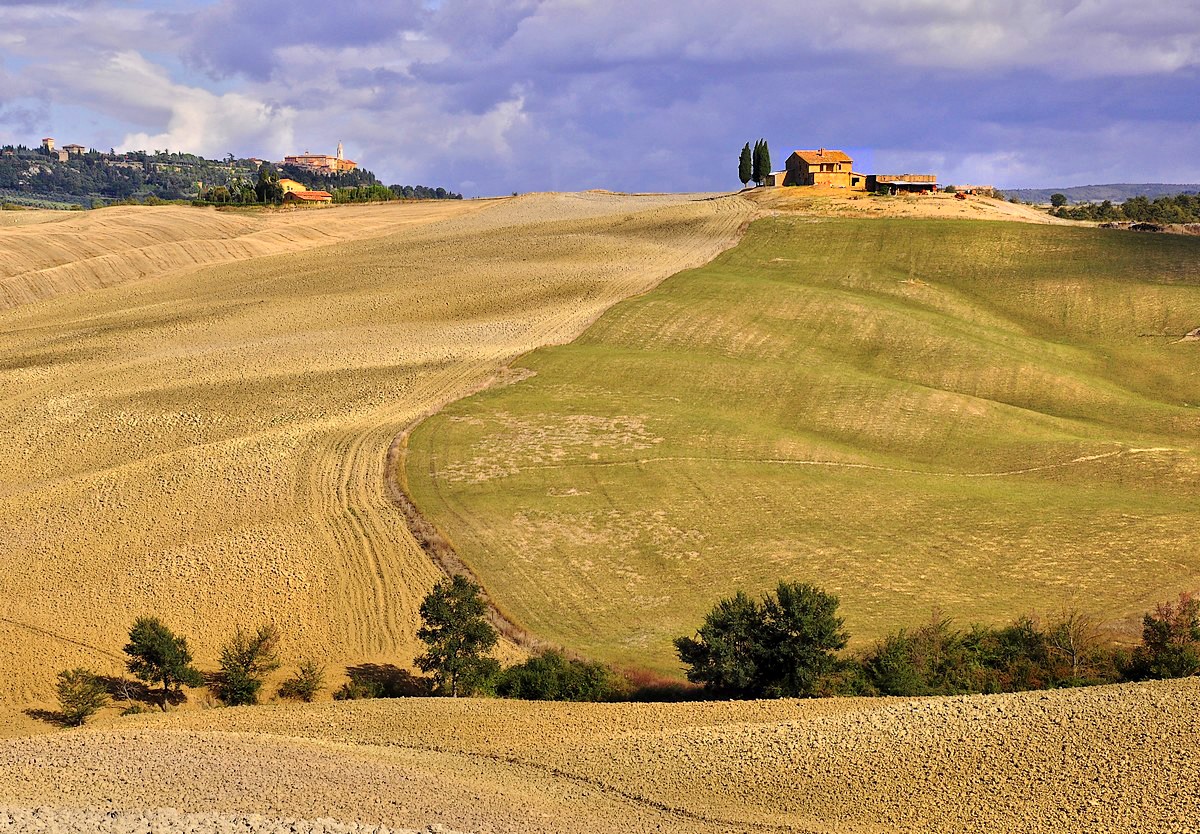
xmin=213 ymin=624 xmax=281 ymax=706
xmin=55 ymin=668 xmax=109 ymax=726
xmin=676 ymin=582 xmax=848 ymax=698
xmin=496 ymin=650 xmax=625 ymax=701
xmin=278 ymin=658 xmax=325 ymax=702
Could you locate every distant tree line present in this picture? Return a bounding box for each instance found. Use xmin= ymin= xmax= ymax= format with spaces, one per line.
xmin=50 ymin=578 xmax=1199 ymax=726
xmin=1050 ymin=193 xmax=1200 ymax=224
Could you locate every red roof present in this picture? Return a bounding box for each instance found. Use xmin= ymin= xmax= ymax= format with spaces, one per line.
xmin=790 ymin=149 xmax=853 ymax=165
xmin=285 ymin=190 xmax=333 ymax=202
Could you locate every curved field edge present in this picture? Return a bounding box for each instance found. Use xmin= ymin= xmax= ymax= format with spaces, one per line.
xmin=2 ymin=677 xmax=1197 ymax=833
xmin=405 ymin=216 xmax=1200 ymax=674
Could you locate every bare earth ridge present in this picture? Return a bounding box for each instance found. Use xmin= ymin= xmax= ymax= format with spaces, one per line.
xmin=0 ymin=678 xmax=1196 ymax=833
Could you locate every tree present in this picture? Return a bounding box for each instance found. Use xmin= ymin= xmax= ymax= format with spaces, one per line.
xmin=753 ymin=139 xmax=771 ymax=186
xmin=1050 ymin=193 xmax=1067 ymax=207
xmin=751 ymin=139 xmax=763 ymax=186
xmin=255 ymin=162 xmax=283 ymax=204
xmin=124 ymin=616 xmax=204 ymax=710
xmin=416 ymin=575 xmax=500 ymax=697
xmin=213 ymin=623 xmax=281 ymax=706
xmin=756 ymin=581 xmax=847 ymax=696
xmin=738 ymin=143 xmax=752 ymax=187
xmin=675 ymin=582 xmax=848 ymax=698
xmin=675 ymin=590 xmax=763 ymax=696
xmin=55 ymin=668 xmax=109 ymax=726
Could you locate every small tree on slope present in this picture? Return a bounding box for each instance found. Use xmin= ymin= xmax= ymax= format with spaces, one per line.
xmin=124 ymin=616 xmax=204 ymax=710
xmin=214 ymin=623 xmax=281 ymax=706
xmin=416 ymin=575 xmax=500 ymax=697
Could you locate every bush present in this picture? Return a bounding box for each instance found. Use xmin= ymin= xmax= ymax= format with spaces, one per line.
xmin=213 ymin=624 xmax=281 ymax=706
xmin=1125 ymin=592 xmax=1200 ymax=680
xmin=496 ymin=650 xmax=625 ymax=701
xmin=278 ymin=658 xmax=325 ymax=702
xmin=676 ymin=582 xmax=848 ymax=698
xmin=55 ymin=668 xmax=109 ymax=726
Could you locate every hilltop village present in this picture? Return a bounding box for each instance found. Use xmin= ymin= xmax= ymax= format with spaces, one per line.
xmin=0 ymin=138 xmax=460 ymax=208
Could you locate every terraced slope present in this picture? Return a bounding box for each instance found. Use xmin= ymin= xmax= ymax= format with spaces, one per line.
xmin=0 ymin=193 xmax=753 ymax=704
xmin=407 ymin=217 xmax=1200 ymax=671
xmin=2 ymin=678 xmax=1197 ymax=833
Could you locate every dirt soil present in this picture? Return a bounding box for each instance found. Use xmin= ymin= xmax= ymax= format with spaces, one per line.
xmin=1 ymin=677 xmax=1196 ymax=833
xmin=745 ymin=186 xmax=1077 ymax=224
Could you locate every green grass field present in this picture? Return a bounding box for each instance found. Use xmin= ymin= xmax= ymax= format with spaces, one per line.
xmin=406 ymin=217 xmax=1200 ymax=673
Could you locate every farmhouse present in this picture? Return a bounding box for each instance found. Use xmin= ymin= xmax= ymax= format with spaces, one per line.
xmin=63 ymin=144 xmax=87 ymax=156
xmin=785 ymin=149 xmax=867 ymax=190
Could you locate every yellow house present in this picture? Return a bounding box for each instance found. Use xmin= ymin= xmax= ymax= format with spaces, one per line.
xmin=278 ymin=178 xmax=308 ymax=194
xmin=785 ymin=149 xmax=867 ymax=190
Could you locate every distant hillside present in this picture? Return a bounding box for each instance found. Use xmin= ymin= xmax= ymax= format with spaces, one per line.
xmin=1007 ymin=184 xmax=1200 ymax=205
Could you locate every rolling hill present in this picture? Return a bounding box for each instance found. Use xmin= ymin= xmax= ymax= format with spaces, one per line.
xmin=406 ymin=214 xmax=1200 ymax=672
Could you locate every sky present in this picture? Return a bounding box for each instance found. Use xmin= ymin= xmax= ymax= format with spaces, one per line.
xmin=1 ymin=0 xmax=1198 ymax=197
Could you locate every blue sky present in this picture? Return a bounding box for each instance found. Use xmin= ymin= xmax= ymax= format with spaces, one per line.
xmin=1 ymin=0 xmax=1198 ymax=196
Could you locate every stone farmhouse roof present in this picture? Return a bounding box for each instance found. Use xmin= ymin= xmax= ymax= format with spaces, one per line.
xmin=790 ymin=149 xmax=853 ymax=165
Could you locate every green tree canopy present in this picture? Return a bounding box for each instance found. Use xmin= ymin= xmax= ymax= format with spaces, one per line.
xmin=675 ymin=582 xmax=848 ymax=698
xmin=1050 ymin=193 xmax=1067 ymax=207
xmin=124 ymin=616 xmax=204 ymax=709
xmin=416 ymin=575 xmax=499 ymax=697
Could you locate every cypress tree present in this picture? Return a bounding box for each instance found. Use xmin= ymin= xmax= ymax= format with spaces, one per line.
xmin=751 ymin=139 xmax=763 ymax=185
xmin=758 ymin=140 xmax=771 ymax=185
xmin=738 ymin=143 xmax=752 ymax=187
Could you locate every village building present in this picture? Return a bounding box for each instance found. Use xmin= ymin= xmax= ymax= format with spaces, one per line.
xmin=283 ymin=190 xmax=333 ymax=205
xmin=41 ymin=138 xmax=54 ymax=153
xmin=784 ymin=149 xmax=867 ymax=190
xmin=63 ymin=144 xmax=87 ymax=156
xmin=282 ymin=142 xmax=357 ymax=174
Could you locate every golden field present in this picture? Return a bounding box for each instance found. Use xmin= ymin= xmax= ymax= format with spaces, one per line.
xmin=0 ymin=193 xmax=751 ymax=707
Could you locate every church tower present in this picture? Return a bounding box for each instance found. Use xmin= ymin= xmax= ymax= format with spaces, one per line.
xmin=336 ymin=141 xmax=343 ymax=161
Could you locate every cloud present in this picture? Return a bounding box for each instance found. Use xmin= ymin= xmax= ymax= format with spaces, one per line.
xmin=3 ymin=0 xmax=1200 ymax=194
